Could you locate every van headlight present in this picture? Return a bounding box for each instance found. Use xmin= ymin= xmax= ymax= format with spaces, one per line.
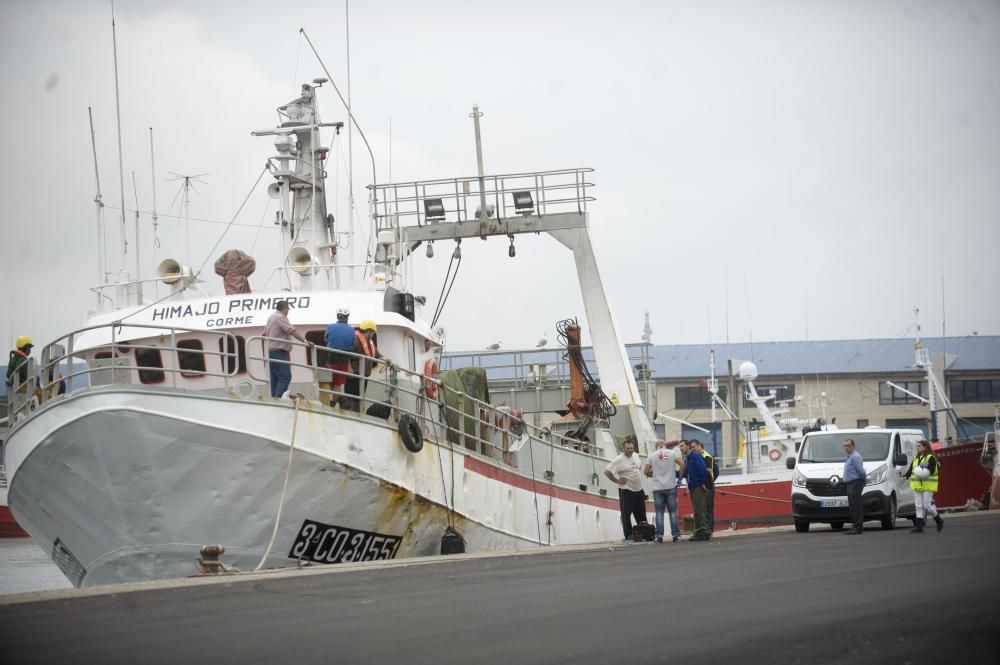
xmin=792 ymin=469 xmax=808 ymax=487
xmin=865 ymin=465 xmax=887 ymax=486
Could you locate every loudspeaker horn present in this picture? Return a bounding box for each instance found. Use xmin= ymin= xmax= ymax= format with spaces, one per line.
xmin=157 ymin=258 xmax=191 ymax=285
xmin=286 ymin=246 xmax=316 ymax=275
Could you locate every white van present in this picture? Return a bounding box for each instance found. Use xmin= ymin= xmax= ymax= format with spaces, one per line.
xmin=785 ymin=427 xmax=921 ymax=532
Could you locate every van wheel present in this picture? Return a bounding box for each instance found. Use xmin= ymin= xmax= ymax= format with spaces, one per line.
xmin=880 ymin=496 xmax=897 ymax=530
xmin=794 ymin=520 xmax=810 ymax=533
xmin=830 ymin=522 xmax=844 ymax=531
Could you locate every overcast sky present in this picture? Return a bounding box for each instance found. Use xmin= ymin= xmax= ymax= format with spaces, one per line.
xmin=1 ymin=0 xmax=998 ymax=356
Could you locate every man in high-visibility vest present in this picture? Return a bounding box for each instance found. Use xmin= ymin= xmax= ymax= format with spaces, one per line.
xmin=903 ymin=439 xmax=944 ymax=533
xmin=343 ymin=320 xmax=391 ymax=412
xmin=691 ymin=439 xmax=719 ymax=537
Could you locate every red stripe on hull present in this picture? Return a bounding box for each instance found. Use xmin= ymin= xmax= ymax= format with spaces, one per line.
xmin=0 ymin=505 xmax=29 ymax=538
xmin=463 ymin=456 xmax=622 ymax=511
xmin=462 ymin=456 xmax=795 ymax=527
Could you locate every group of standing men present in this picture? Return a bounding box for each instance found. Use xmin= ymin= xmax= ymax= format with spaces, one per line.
xmin=263 ymin=300 xmax=389 ymax=406
xmin=603 ymin=436 xmax=719 ymax=543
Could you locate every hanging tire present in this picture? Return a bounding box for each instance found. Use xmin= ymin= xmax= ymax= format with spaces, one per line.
xmin=399 ymin=414 xmax=424 ymax=453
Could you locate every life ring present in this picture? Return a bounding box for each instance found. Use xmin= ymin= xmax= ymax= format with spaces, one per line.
xmin=235 ymin=380 xmax=257 ymax=399
xmin=423 ymin=358 xmax=439 ymax=400
xmin=768 ymin=448 xmax=782 ymax=462
xmin=399 ymin=414 xmax=424 ymax=453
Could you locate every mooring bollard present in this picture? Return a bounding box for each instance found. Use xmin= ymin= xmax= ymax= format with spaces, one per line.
xmin=197 ymin=544 xmax=228 ymax=575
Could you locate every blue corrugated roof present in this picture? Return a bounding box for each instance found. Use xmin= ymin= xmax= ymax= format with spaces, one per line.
xmin=645 ymin=336 xmax=1000 ymax=378
xmin=445 ymin=336 xmax=1000 ymax=381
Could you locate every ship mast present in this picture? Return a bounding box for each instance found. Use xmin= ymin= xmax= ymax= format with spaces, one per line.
xmin=911 ymin=306 xmax=962 ymax=441
xmin=253 ymin=80 xmax=343 ymax=292
xmin=88 ymin=107 xmax=106 ymax=309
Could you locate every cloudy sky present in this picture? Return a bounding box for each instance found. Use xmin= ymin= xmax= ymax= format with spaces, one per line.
xmin=1 ymin=0 xmax=998 ymax=355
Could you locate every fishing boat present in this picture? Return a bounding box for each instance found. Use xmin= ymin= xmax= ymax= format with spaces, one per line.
xmin=0 ymin=469 xmax=29 ymax=538
xmin=3 ymin=76 xmax=667 ymax=587
xmin=903 ymin=336 xmax=994 ymax=509
xmin=1 ymin=411 xmax=29 ymax=537
xmin=671 ymin=355 xmax=820 ymax=529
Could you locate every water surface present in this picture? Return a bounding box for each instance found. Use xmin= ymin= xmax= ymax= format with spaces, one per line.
xmin=0 ymin=538 xmax=72 ymax=595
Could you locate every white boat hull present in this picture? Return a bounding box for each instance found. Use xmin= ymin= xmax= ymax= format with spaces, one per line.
xmin=6 ymin=389 xmax=633 ymax=586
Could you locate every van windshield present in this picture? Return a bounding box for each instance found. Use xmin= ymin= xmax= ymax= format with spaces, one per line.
xmin=799 ymin=432 xmax=890 ymax=463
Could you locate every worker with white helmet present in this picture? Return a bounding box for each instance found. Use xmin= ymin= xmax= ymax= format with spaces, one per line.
xmin=322 ymin=307 xmax=355 ymax=407
xmin=903 ymin=440 xmax=944 ymax=533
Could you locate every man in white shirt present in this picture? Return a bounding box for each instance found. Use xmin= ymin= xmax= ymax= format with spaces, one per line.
xmin=604 ymin=436 xmax=646 ymax=542
xmin=644 ymin=440 xmax=686 ymax=543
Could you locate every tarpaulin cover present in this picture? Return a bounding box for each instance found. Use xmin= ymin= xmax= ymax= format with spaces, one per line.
xmin=439 ymin=367 xmax=490 ymax=449
xmin=214 ymin=249 xmax=256 ymax=295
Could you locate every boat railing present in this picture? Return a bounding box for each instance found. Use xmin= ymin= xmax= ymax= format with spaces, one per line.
xmin=442 ymin=343 xmax=656 ymax=389
xmin=243 ymin=335 xmax=605 ymax=464
xmin=5 ymin=322 xmax=607 ymax=470
xmin=262 ymin=262 xmax=403 ymax=287
xmin=368 ymin=168 xmax=595 ymax=229
xmin=6 ymin=323 xmax=241 ymax=425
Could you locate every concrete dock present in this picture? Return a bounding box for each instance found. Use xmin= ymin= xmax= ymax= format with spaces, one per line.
xmin=2 ymin=512 xmax=999 ymax=664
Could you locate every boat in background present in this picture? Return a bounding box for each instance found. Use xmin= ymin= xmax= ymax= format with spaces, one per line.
xmin=1 ymin=417 xmax=30 ymax=537
xmin=671 ymin=352 xmax=826 ymax=529
xmin=686 ymin=330 xmax=995 ymax=525
xmin=905 ymin=333 xmax=994 ymax=509
xmin=989 ymin=408 xmax=1000 ymax=511
xmin=1 ymin=472 xmax=30 ymax=538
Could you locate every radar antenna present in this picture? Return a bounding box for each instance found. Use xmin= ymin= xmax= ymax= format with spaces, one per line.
xmin=167 ymin=172 xmax=209 ymax=266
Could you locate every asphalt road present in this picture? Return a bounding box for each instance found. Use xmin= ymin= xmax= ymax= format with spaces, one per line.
xmin=2 ymin=513 xmax=999 ymax=665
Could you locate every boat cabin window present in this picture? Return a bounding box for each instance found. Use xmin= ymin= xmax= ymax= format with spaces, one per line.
xmin=135 ymin=347 xmax=165 ymax=384
xmin=305 ymin=330 xmax=328 ymax=366
xmin=219 ymin=336 xmax=247 ymax=375
xmin=177 ymin=339 xmax=206 ymax=377
xmin=407 ymin=336 xmax=416 ymax=372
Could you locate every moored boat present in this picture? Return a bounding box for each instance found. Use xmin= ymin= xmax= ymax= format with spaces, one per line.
xmin=4 ymin=76 xmax=667 ymax=587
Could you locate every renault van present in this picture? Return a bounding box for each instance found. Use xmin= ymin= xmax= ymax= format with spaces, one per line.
xmin=786 ymin=427 xmax=920 ymax=532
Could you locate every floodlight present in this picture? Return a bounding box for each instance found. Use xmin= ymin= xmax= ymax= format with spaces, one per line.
xmin=512 ymin=190 xmax=534 ymax=214
xmin=423 ymin=198 xmax=446 ymax=221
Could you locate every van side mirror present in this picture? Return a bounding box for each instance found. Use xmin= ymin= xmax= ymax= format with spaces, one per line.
xmin=893 ymin=453 xmax=907 ymax=467
xmin=786 ymin=457 xmax=796 ymax=469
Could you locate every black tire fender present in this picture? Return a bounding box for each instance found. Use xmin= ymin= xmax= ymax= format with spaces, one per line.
xmin=399 ymin=414 xmax=424 ymax=453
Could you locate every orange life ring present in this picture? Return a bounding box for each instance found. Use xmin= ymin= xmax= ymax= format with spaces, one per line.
xmin=423 ymin=357 xmax=439 ymax=399
xmin=768 ymin=448 xmax=782 ymax=462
